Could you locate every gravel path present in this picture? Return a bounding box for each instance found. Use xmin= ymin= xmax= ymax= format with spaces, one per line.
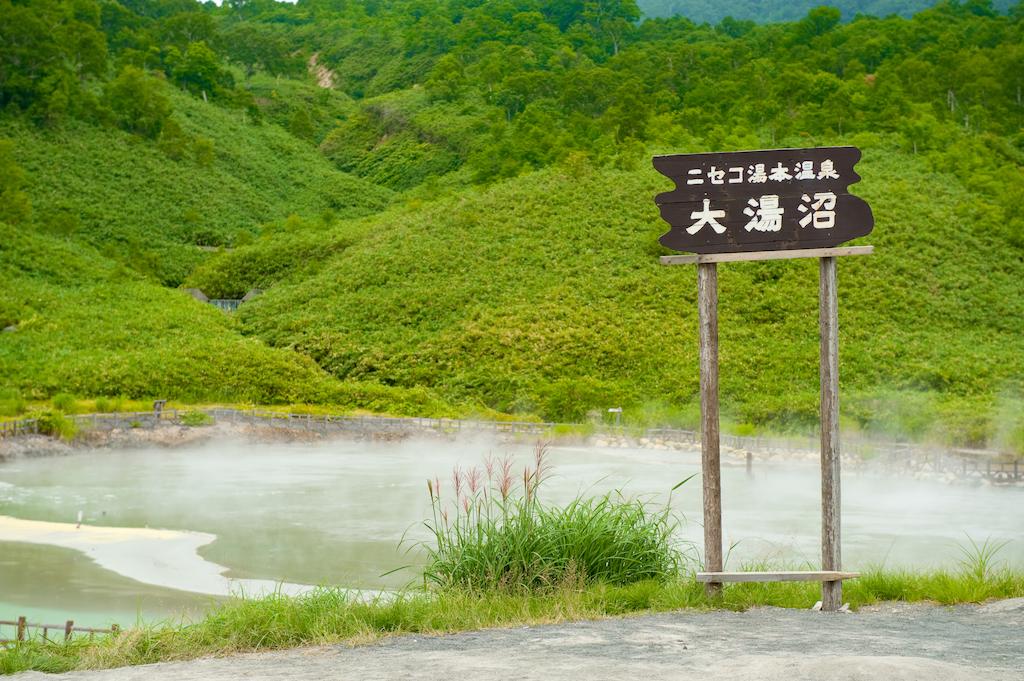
xmin=18 ymin=600 xmax=1024 ymax=681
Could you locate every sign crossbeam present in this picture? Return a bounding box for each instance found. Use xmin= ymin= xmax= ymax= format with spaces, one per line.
xmin=660 ymin=245 xmax=873 ymax=266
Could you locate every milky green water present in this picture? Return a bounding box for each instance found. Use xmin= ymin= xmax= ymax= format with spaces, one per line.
xmin=1 ymin=438 xmax=1021 ymax=628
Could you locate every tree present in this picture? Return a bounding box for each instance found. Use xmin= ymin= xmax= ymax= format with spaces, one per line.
xmin=0 ymin=0 xmax=107 ymax=111
xmin=426 ymin=54 xmax=464 ymax=101
xmin=157 ymin=118 xmax=191 ymax=160
xmin=582 ymin=0 xmax=640 ymax=56
xmin=223 ymin=23 xmax=295 ymax=78
xmin=105 ymin=66 xmax=172 ymax=138
xmin=160 ymin=12 xmax=220 ymax=50
xmin=168 ymin=41 xmax=234 ymax=98
xmin=603 ymin=77 xmax=651 ymax=141
xmin=794 ymin=6 xmax=841 ymax=44
xmin=288 ymin=107 xmax=316 ymax=141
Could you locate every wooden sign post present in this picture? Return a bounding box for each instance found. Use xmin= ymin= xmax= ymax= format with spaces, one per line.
xmin=653 ymin=147 xmax=873 ymax=610
xmin=697 ymin=261 xmax=722 ymax=593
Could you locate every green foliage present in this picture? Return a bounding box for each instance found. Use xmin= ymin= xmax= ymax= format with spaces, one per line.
xmin=193 ymin=135 xmax=215 ymax=165
xmin=0 ymin=388 xmax=26 ymax=417
xmin=156 ymin=117 xmax=190 ymax=159
xmin=34 ymin=409 xmax=78 ymax=440
xmin=167 ymin=41 xmax=234 ymax=98
xmin=0 ymin=139 xmax=31 ymax=224
xmin=287 ymin=106 xmax=316 ymax=142
xmin=0 ymin=0 xmax=107 ymax=116
xmin=0 ymin=84 xmax=392 ymax=285
xmin=94 ymin=396 xmax=126 ymax=413
xmin=222 ymin=22 xmax=299 ymax=79
xmin=180 ymin=410 xmax=214 ymax=426
xmin=105 ymin=66 xmax=173 ymax=139
xmin=185 ymin=220 xmax=362 ymax=298
xmin=0 ymin=224 xmax=330 ymax=405
xmin=423 ymin=446 xmax=684 ymax=590
xmin=50 ymin=392 xmax=78 ymax=413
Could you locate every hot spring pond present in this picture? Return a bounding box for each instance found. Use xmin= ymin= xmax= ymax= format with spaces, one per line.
xmin=1 ymin=438 xmax=1021 ymax=627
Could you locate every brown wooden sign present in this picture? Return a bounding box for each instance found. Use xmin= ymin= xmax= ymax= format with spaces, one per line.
xmin=653 ymin=146 xmax=873 ymax=253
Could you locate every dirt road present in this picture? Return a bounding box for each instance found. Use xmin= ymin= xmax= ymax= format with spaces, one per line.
xmin=17 ymin=600 xmax=1024 ymax=680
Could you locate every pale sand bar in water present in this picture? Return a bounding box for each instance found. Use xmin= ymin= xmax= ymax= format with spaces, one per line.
xmin=0 ymin=515 xmax=315 ymax=598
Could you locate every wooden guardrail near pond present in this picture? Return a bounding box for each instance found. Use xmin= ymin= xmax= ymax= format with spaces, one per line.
xmin=0 ymin=616 xmax=118 ymax=645
xmin=0 ymin=418 xmax=39 ymax=438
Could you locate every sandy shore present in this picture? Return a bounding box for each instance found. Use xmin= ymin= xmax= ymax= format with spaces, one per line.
xmin=0 ymin=515 xmax=315 ymax=598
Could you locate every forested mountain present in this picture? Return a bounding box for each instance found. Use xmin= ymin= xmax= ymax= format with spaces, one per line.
xmin=1 ymin=0 xmax=1022 ymax=448
xmin=638 ymin=0 xmax=1016 ymax=23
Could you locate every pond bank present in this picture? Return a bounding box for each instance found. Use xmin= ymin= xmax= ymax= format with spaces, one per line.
xmin=1 ymin=409 xmax=1021 ymax=487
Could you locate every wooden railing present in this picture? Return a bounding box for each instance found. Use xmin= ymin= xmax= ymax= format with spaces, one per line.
xmin=70 ymin=410 xmax=179 ymax=431
xmin=0 ymin=418 xmax=39 ymax=438
xmin=0 ymin=616 xmax=118 ymax=645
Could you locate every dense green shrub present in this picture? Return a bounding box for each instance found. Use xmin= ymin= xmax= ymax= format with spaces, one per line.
xmin=180 ymin=410 xmax=215 ymax=427
xmin=423 ymin=446 xmax=685 ymax=590
xmin=105 ymin=67 xmax=172 ymax=139
xmin=34 ymin=409 xmax=77 ymax=440
xmin=50 ymin=393 xmax=77 ymax=413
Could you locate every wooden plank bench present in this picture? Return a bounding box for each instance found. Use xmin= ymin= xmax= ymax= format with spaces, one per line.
xmin=696 ymin=571 xmax=860 ymax=583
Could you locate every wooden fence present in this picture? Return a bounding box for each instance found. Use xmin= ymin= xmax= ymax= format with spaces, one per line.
xmin=70 ymin=410 xmax=179 ymax=431
xmin=204 ymin=408 xmax=581 ymax=438
xmin=0 ymin=418 xmax=39 ymax=438
xmin=0 ymin=616 xmax=118 ymax=645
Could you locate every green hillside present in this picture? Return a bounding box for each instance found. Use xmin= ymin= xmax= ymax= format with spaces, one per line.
xmin=0 ymin=84 xmax=392 ymax=286
xmin=187 ymin=142 xmax=1023 ymax=442
xmin=1 ymin=0 xmax=1022 ymax=448
xmin=0 ymin=222 xmax=456 ymax=415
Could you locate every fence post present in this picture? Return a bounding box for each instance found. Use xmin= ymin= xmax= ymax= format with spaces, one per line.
xmin=17 ymin=616 xmax=26 ymax=642
xmin=64 ymin=620 xmax=74 ymax=641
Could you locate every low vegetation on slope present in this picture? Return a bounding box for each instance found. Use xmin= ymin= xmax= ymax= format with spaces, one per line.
xmin=0 ymin=223 xmax=456 ymax=415
xmin=191 ymin=141 xmax=1023 ymax=444
xmin=0 ymin=85 xmax=392 ymax=287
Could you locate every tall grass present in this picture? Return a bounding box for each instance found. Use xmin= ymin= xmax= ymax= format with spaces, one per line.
xmin=33 ymin=409 xmax=77 ymax=440
xmin=421 ymin=444 xmax=685 ymax=591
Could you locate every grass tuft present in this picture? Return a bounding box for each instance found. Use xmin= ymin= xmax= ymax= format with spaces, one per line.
xmin=421 ymin=444 xmax=687 ymax=591
xmin=32 ymin=409 xmax=78 ymax=440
